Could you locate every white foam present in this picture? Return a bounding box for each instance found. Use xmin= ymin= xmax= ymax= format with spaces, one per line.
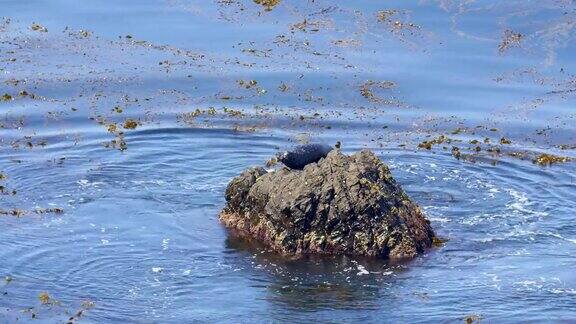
xmin=547 ymin=232 xmax=576 ymax=245
xmin=162 ymin=238 xmax=170 ymax=250
xmin=77 ymin=179 xmax=105 ymax=189
xmin=356 ymin=264 xmax=369 ymax=276
xmin=551 ymin=288 xmax=576 ymax=295
xmin=506 ymin=189 xmax=548 ymax=217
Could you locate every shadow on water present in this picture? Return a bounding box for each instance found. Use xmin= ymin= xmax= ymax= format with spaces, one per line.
xmin=224 ymin=231 xmax=410 ymax=312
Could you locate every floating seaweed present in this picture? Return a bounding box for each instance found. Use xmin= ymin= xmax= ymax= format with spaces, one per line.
xmin=30 ymin=22 xmax=48 ymax=32
xmin=376 ymin=9 xmax=423 ymax=43
xmin=360 ymin=80 xmax=396 ymax=103
xmin=533 ymin=153 xmax=572 ymax=166
xmin=432 ymin=236 xmax=449 ymax=247
xmin=103 ymin=133 xmax=128 ymax=151
xmin=237 ymin=79 xmax=258 ymax=89
xmin=38 ymin=292 xmax=59 ymax=306
xmin=418 ymin=135 xmax=453 ymax=150
xmin=253 ymin=0 xmax=281 ymax=11
xmin=123 ymin=119 xmax=139 ymax=129
xmin=498 ymin=30 xmax=523 ymax=54
xmin=332 ymin=38 xmax=361 ymax=47
xmin=0 ymin=209 xmax=25 ymax=217
xmin=34 ymin=208 xmax=64 ymax=214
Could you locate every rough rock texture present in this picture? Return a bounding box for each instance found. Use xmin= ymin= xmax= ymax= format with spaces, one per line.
xmin=220 ymin=149 xmax=435 ymax=259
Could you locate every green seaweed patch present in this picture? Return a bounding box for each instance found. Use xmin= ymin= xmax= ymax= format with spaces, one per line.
xmin=1 ymin=93 xmax=12 ymax=101
xmin=533 ymin=153 xmax=572 ymax=166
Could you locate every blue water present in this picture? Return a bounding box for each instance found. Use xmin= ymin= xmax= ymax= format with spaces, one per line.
xmin=1 ymin=0 xmax=576 ymax=322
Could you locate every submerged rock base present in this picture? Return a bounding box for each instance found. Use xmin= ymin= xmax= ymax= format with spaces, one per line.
xmin=220 ymin=149 xmax=435 ymax=259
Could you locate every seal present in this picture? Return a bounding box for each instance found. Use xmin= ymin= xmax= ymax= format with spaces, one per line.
xmin=278 ymin=143 xmax=334 ymax=169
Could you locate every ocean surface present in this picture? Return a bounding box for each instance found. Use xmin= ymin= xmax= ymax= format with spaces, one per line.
xmin=1 ymin=0 xmax=575 ymax=322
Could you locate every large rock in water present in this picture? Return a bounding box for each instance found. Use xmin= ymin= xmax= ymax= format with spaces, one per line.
xmin=219 ymin=149 xmax=435 ymax=259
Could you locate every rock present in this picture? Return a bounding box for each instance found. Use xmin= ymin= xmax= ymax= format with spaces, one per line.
xmin=220 ymin=149 xmax=435 ymax=259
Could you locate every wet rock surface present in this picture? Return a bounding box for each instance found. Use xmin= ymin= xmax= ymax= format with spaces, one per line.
xmin=220 ymin=149 xmax=435 ymax=259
